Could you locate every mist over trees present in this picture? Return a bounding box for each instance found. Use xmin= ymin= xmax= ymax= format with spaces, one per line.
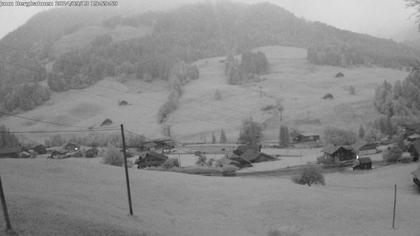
xmin=1 ymin=1 xmax=420 ymax=112
xmin=373 ymin=69 xmax=420 ymax=133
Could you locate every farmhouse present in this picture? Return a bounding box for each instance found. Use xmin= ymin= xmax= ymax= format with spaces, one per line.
xmin=227 ymin=154 xmax=253 ymax=168
xmin=240 ymin=150 xmax=276 ymax=163
xmin=136 ymin=151 xmax=169 ymax=168
xmin=406 ymin=133 xmax=420 ymax=142
xmin=0 ymin=146 xmax=22 ymax=158
xmin=352 ymin=141 xmax=378 ymax=156
xmin=322 ymin=144 xmax=357 ymax=163
xmin=33 ymin=144 xmax=47 ymax=154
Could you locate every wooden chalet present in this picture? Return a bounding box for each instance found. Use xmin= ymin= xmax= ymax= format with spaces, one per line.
xmin=240 ymin=150 xmax=276 ymax=163
xmin=143 ymin=139 xmax=175 ymax=152
xmin=0 ymin=146 xmax=23 ymax=158
xmin=322 ymin=144 xmax=357 ymax=163
xmin=136 ymin=151 xmax=169 ymax=168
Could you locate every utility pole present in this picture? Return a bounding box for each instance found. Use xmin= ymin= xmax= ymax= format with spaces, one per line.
xmin=392 ymin=184 xmax=397 ymax=229
xmin=0 ymin=176 xmax=12 ymax=231
xmin=120 ymin=124 xmax=133 ymax=215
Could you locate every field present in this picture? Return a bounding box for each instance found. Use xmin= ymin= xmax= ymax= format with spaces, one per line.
xmin=0 ymin=46 xmax=408 ymax=145
xmin=1 ymin=158 xmax=420 ymax=236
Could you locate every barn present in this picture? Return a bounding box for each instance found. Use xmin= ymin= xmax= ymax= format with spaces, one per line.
xmin=352 ymin=157 xmax=372 ymax=170
xmin=135 ymin=151 xmax=168 ymax=168
xmin=322 ymin=144 xmax=357 ymax=163
xmin=240 ymin=150 xmax=276 ymax=163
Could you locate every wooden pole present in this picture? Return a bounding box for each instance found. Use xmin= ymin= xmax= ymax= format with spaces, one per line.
xmin=0 ymin=176 xmax=12 ymax=231
xmin=392 ymin=184 xmax=397 ymax=229
xmin=120 ymin=124 xmax=133 ymax=215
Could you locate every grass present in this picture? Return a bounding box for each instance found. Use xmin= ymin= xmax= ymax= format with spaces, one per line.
xmin=0 ymin=46 xmax=409 ymax=143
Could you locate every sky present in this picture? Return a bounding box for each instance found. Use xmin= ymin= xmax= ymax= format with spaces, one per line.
xmin=0 ymin=0 xmax=418 ymax=41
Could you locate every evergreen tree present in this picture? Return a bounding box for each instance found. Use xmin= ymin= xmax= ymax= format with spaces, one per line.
xmin=220 ymin=129 xmax=227 ymax=143
xmin=238 ymin=118 xmax=263 ymax=150
xmin=358 ymin=125 xmax=365 ymax=139
xmin=279 ymin=125 xmax=290 ymax=147
xmin=211 ymin=132 xmax=216 ymax=144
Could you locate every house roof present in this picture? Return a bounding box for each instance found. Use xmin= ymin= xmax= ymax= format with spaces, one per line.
xmin=407 ymin=133 xmax=420 ymax=140
xmin=322 ymin=144 xmax=354 ymax=155
xmin=240 ymin=150 xmax=275 ymax=162
xmin=143 ymin=151 xmax=168 ymax=161
xmin=357 ymin=157 xmax=372 ymax=164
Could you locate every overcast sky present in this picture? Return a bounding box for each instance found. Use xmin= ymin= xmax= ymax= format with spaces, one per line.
xmin=0 ymin=0 xmax=418 ymax=41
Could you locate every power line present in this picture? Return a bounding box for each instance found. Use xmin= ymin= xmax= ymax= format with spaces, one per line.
xmin=0 ymin=128 xmax=119 ymax=134
xmin=0 ymin=111 xmax=106 ymax=129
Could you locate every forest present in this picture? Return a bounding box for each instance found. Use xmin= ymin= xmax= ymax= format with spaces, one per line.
xmin=1 ymin=1 xmax=419 ymax=112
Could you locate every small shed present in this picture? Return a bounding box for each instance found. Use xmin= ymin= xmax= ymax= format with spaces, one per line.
xmin=119 ymin=100 xmax=128 ymax=106
xmin=322 ymin=93 xmax=334 ymax=100
xmin=352 ymin=157 xmax=372 ymax=170
xmin=352 ymin=141 xmax=378 ymax=156
xmin=136 ymin=151 xmax=168 ymax=168
xmin=322 ymin=144 xmax=356 ymax=162
xmin=335 ymin=72 xmax=344 ymax=78
xmin=101 ymin=119 xmax=113 ymax=126
xmin=0 ymin=146 xmax=23 ymax=158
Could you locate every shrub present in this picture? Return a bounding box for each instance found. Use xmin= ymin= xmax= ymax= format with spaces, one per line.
xmin=383 ymin=145 xmax=403 ymax=163
xmin=292 ymin=165 xmax=325 ymax=186
xmin=103 ymin=145 xmax=123 ymax=166
xmin=162 ymin=158 xmax=179 ymax=169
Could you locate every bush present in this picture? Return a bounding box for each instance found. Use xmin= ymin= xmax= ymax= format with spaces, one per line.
xmin=323 ymin=127 xmax=356 ymax=146
xmin=292 ymin=165 xmax=325 ymax=186
xmin=103 ymin=145 xmax=123 ymax=166
xmin=383 ymin=145 xmax=403 ymax=163
xmin=162 ymin=158 xmax=179 ymax=169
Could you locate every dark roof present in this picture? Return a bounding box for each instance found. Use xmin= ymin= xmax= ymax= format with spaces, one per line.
xmin=0 ymin=146 xmax=22 ymax=154
xmin=240 ymin=150 xmax=275 ymax=162
xmin=142 ymin=151 xmax=168 ymax=161
xmin=357 ymin=157 xmax=372 ymax=164
xmin=322 ymin=144 xmax=354 ymax=155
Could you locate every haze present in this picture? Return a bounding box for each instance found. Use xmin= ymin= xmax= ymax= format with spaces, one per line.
xmin=0 ymin=0 xmax=418 ymax=41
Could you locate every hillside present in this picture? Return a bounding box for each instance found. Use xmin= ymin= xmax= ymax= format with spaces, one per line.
xmin=1 ymin=157 xmax=419 ymax=236
xmin=0 ymin=46 xmax=409 ymax=143
xmin=0 ymin=1 xmax=419 ymax=112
